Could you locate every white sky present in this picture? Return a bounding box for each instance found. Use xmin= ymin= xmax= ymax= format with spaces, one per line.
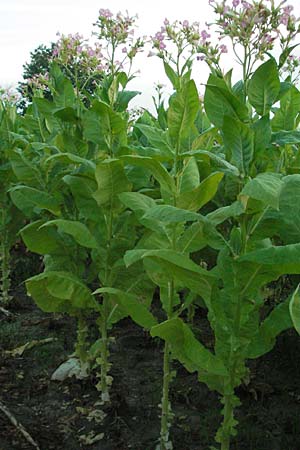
xmin=0 ymin=0 xmax=300 ymax=109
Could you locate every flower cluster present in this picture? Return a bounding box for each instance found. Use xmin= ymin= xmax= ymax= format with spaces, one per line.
xmin=24 ymin=73 xmax=50 ymax=93
xmin=149 ymin=18 xmax=229 ymax=78
xmin=208 ymin=0 xmax=300 ymax=79
xmin=0 ymin=87 xmax=21 ymax=105
xmin=53 ymin=33 xmax=105 ymax=73
xmin=93 ymin=9 xmax=145 ymax=74
xmin=150 ymin=19 xmax=201 ymax=56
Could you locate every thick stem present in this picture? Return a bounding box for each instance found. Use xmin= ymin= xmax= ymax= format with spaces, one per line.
xmin=99 ymin=210 xmax=113 ymax=403
xmin=220 ymin=395 xmax=234 ymax=450
xmin=100 ymin=307 xmax=110 ymax=402
xmin=160 ymin=341 xmax=172 ymax=450
xmin=75 ymin=314 xmax=88 ymax=363
xmin=0 ymin=208 xmax=11 ymax=305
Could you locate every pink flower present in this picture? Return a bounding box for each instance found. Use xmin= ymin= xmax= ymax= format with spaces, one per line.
xmin=159 ymin=41 xmax=166 ymax=50
xmin=201 ymin=30 xmax=211 ymax=42
xmin=122 ymin=47 xmax=127 ymax=53
xmin=280 ymin=14 xmax=289 ymax=25
xmin=220 ymin=44 xmax=228 ymax=53
xmin=99 ymin=8 xmax=113 ymax=19
xmin=232 ymin=0 xmax=240 ymax=6
xmin=163 ymin=18 xmax=169 ymax=26
xmin=182 ymin=20 xmax=189 ymax=28
xmin=241 ymin=0 xmax=252 ymax=9
xmin=155 ymin=32 xmax=165 ymax=41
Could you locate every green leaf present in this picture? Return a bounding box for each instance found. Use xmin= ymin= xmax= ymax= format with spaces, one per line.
xmin=289 ymin=284 xmax=300 ymax=335
xmin=222 ymin=116 xmax=254 ymax=175
xmin=164 ymin=61 xmax=179 ymax=89
xmin=134 ymin=124 xmax=173 ymax=155
xmin=177 ymin=172 xmax=224 ymax=211
xmin=241 ymin=173 xmax=283 ymax=210
xmin=124 ymin=249 xmax=215 ymax=301
xmin=239 ymin=243 xmax=300 ymax=274
xmin=151 ymin=318 xmax=227 ymax=375
xmin=207 ymin=201 xmax=245 ymax=225
xmin=121 ymin=155 xmax=176 ymax=195
xmin=204 ymin=74 xmax=249 ymax=127
xmin=178 ymin=157 xmax=200 ymax=194
xmin=247 ymin=298 xmax=293 ymax=358
xmin=20 ymin=220 xmax=61 ymax=254
xmin=142 ymin=205 xmax=200 ymax=223
xmin=26 ymin=271 xmax=97 ymax=313
xmin=278 ymin=175 xmax=300 ymax=243
xmin=167 ymin=80 xmax=199 ymax=146
xmin=182 ymin=150 xmax=240 ymax=177
xmin=45 ymin=153 xmax=95 ymax=171
xmin=119 ymin=192 xmax=156 ymax=216
xmin=41 ymin=220 xmax=98 ymax=249
xmin=93 ymin=159 xmax=132 ymax=208
xmin=9 ymin=186 xmax=60 ymax=217
xmin=272 ymin=130 xmax=300 ymax=145
xmin=248 ymin=59 xmax=280 ymax=116
xmin=83 ymin=100 xmax=127 ymax=149
xmin=93 ymin=287 xmax=157 ymax=329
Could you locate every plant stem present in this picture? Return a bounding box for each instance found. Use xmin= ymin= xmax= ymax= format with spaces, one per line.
xmin=220 ymin=395 xmax=233 ymax=450
xmin=0 ymin=206 xmax=11 ymax=305
xmin=99 ymin=209 xmax=113 ymax=403
xmin=100 ymin=307 xmax=110 ymax=402
xmin=160 ymin=341 xmax=172 ymax=450
xmin=75 ymin=314 xmax=88 ymax=363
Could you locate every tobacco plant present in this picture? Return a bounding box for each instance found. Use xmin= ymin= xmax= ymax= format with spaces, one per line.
xmin=0 ymin=94 xmax=24 ymax=306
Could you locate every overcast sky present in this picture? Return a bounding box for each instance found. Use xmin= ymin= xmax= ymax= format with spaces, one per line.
xmin=1 ymin=0 xmax=300 ymax=108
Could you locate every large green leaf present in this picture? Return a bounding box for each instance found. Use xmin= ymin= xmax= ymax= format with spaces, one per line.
xmin=26 ymin=271 xmax=98 ymax=313
xmin=83 ymin=100 xmax=127 ymax=150
xmin=248 ymin=59 xmax=280 ymax=116
xmin=20 ymin=220 xmax=62 ymax=255
xmin=177 ymin=172 xmax=224 ymax=211
xmin=93 ymin=287 xmax=157 ymax=329
xmin=92 ymin=159 xmax=131 ymax=208
xmin=134 ymin=124 xmax=173 ymax=156
xmin=178 ymin=157 xmax=200 ymax=194
xmin=204 ymin=74 xmax=249 ymax=127
xmin=222 ymin=116 xmax=254 ymax=175
xmin=239 ymin=243 xmax=300 ymax=274
xmin=272 ymin=130 xmax=300 ymax=145
xmin=9 ymin=185 xmax=61 ymax=217
xmin=142 ymin=205 xmax=200 ymax=223
xmin=41 ymin=220 xmax=98 ymax=249
xmin=167 ymin=79 xmax=199 ymax=146
xmin=121 ymin=155 xmax=176 ymax=195
xmin=278 ymin=175 xmax=300 ymax=243
xmin=151 ymin=318 xmax=227 ymax=375
xmin=124 ymin=249 xmax=216 ymax=300
xmin=241 ymin=173 xmax=283 ymax=210
xmin=247 ymin=298 xmax=293 ymax=358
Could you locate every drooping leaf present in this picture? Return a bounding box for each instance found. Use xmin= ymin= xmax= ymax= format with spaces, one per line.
xmin=151 ymin=318 xmax=227 ymax=375
xmin=241 ymin=173 xmax=283 ymax=210
xmin=26 ymin=271 xmax=98 ymax=313
xmin=9 ymin=185 xmax=61 ymax=217
xmin=93 ymin=287 xmax=157 ymax=329
xmin=40 ymin=220 xmax=98 ymax=249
